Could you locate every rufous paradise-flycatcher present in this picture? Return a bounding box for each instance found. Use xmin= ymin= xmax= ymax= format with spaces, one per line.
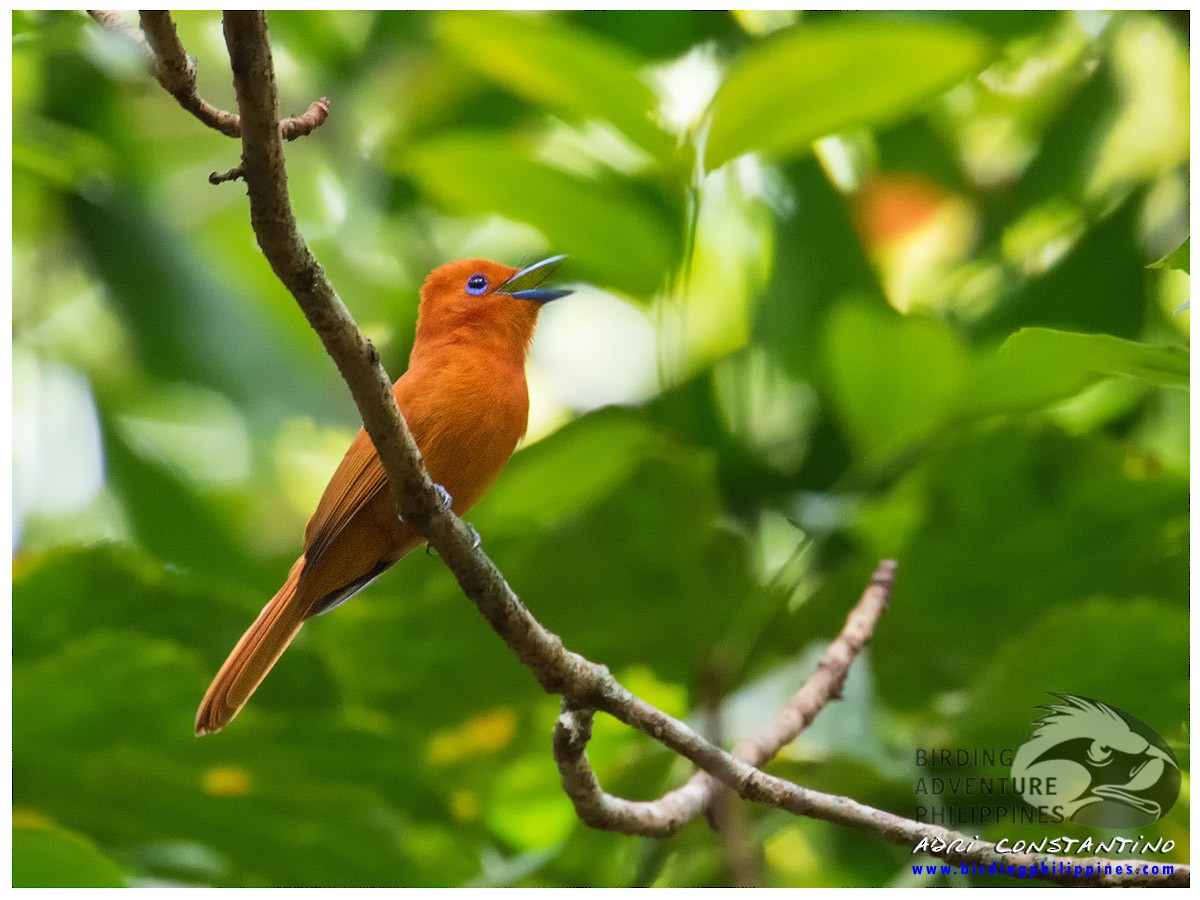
xmin=196 ymin=255 xmax=571 ymax=735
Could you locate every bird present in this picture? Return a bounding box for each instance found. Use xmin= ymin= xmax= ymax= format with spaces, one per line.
xmin=195 ymin=255 xmax=571 ymax=735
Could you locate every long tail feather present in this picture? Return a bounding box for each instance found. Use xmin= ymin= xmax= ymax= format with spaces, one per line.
xmin=195 ymin=559 xmax=307 ymax=736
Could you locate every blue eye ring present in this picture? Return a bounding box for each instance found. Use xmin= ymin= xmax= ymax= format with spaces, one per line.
xmin=466 ymin=274 xmax=488 ymax=296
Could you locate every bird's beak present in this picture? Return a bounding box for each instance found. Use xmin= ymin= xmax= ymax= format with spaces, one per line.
xmin=497 ymin=254 xmax=572 ymax=303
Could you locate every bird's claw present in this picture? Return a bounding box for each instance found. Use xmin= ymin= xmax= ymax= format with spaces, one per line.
xmin=432 ymin=483 xmax=453 ymax=512
xmin=401 ymin=485 xmax=453 ymax=527
xmin=425 ymin=522 xmax=481 ymax=555
xmin=464 ymin=522 xmax=482 ymax=550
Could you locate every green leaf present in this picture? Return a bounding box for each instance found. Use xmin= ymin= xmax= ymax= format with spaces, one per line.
xmin=405 ymin=133 xmax=676 ymax=297
xmin=477 ymin=409 xmax=659 ymax=530
xmin=962 ymin=328 xmax=1189 ymax=418
xmin=973 ymin=200 xmax=1150 ymax=341
xmin=13 ymin=826 xmax=127 ymax=887
xmin=14 ymin=632 xmax=208 ymax=748
xmin=824 ymin=307 xmax=1188 ymax=465
xmin=436 ymin=11 xmax=671 ymax=157
xmin=823 ymin=301 xmax=968 ymax=461
xmin=849 ymin=424 xmax=1188 ymax=704
xmin=890 ymin=10 xmax=1061 ymax=43
xmin=704 ymin=17 xmax=993 ymax=169
xmin=755 ymin=158 xmax=883 ymax=384
xmin=1150 ymin=237 xmax=1190 ymax=274
xmin=963 ymin=598 xmax=1189 ymax=752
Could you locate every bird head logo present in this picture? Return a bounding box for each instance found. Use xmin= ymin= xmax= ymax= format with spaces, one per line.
xmin=1012 ymin=694 xmax=1180 ymax=829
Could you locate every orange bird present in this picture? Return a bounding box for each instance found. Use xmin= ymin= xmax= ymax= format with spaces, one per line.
xmin=196 ymin=255 xmax=571 ymax=735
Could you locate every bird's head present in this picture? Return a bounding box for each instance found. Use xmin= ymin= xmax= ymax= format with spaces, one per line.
xmin=414 ymin=255 xmax=571 ymax=359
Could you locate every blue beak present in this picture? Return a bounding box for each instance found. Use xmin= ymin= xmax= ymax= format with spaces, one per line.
xmin=497 ymin=254 xmax=572 ymax=303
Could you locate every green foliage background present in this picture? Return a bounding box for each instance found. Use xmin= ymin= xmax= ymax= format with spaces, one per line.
xmin=12 ymin=10 xmax=1190 ymax=888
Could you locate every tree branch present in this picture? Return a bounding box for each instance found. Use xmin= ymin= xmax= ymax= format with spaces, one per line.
xmin=220 ymin=10 xmax=448 ymax=538
xmin=137 ymin=10 xmax=242 ymax=137
xmin=88 ymin=9 xmax=329 ymax=181
xmin=100 ymin=10 xmax=1187 ymax=888
xmin=554 ymin=560 xmax=896 ymax=837
xmin=551 ymin=561 xmax=1187 ymax=886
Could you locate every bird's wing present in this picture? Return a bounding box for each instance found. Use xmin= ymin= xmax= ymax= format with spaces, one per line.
xmin=302 ymin=426 xmax=389 ymax=564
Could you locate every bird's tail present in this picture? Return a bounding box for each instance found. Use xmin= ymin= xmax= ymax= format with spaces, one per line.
xmin=195 ymin=559 xmax=307 ymax=736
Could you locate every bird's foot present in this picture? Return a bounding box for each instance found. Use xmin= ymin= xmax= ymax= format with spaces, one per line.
xmin=463 ymin=521 xmax=482 ymax=550
xmin=432 ymin=482 xmax=453 ymax=512
xmin=424 ymin=522 xmax=481 ymax=555
xmin=399 ymin=485 xmax=453 ymax=527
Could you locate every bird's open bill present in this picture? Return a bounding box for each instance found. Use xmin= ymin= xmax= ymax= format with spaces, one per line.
xmin=497 ymin=254 xmax=572 ymax=303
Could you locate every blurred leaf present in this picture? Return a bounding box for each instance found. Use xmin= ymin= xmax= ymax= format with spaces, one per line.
xmin=481 ymin=409 xmax=753 ymax=677
xmin=14 ymin=632 xmax=206 ymax=748
xmin=436 ymin=11 xmax=672 ymax=158
xmin=13 ymin=826 xmax=127 ymax=887
xmin=996 ymin=57 xmax=1117 ymax=231
xmin=487 ymin=757 xmax=576 ymax=850
xmin=972 ymin=199 xmax=1150 ymax=341
xmin=567 ymin=9 xmax=744 ymax=61
xmin=756 ymin=157 xmax=882 ymax=384
xmin=887 ymin=9 xmax=1062 ymax=43
xmin=705 ymin=17 xmax=993 ymax=169
xmin=13 ymin=543 xmax=338 ymax=720
xmin=875 ymin=119 xmax=969 ymax=193
xmin=848 ymin=423 xmax=1188 ymax=703
xmin=825 ymin=307 xmax=1187 ymax=464
xmin=405 ymin=133 xmax=676 ymax=296
xmin=1150 ymin=237 xmax=1189 ymax=274
xmin=479 ymin=409 xmax=661 ymax=529
xmin=962 ymin=598 xmax=1188 ymax=750
xmin=267 ymin=10 xmax=376 ymax=77
xmin=69 ymin=191 xmax=329 ymax=417
xmin=11 ymin=550 xmax=467 ymax=886
xmin=823 ymin=301 xmax=968 ymax=462
xmin=99 ymin=413 xmax=262 ymax=584
xmin=962 ymin=328 xmax=1188 ymax=417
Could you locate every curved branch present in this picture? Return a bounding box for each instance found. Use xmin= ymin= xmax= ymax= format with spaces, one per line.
xmin=552 ymin=563 xmax=1187 ymax=887
xmin=88 ymin=11 xmax=329 ymax=152
xmin=88 ymin=10 xmax=240 ymax=136
xmin=138 ymin=10 xmax=242 ymax=137
xmin=554 ymin=560 xmax=896 ymax=836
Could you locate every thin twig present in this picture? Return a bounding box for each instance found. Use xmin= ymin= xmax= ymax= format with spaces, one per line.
xmin=88 ymin=11 xmax=329 ymax=152
xmin=87 ymin=9 xmax=151 ymax=59
xmin=208 ymin=165 xmax=245 ymax=185
xmin=137 ymin=10 xmax=242 ymax=137
xmin=554 ymin=561 xmax=895 ymax=837
xmin=111 ymin=10 xmax=1188 ymax=888
xmin=280 ymin=96 xmax=330 ymax=140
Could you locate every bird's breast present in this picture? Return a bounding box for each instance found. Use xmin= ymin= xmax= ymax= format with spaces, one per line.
xmin=397 ymin=356 xmax=530 ymax=515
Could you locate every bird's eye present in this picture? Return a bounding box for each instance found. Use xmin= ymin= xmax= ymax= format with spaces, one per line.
xmin=466 ymin=274 xmax=488 ymax=296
